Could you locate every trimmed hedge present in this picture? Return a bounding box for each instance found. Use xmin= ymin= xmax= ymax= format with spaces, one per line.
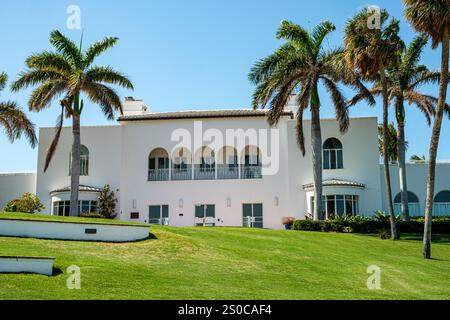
xmin=292 ymin=219 xmax=450 ymax=234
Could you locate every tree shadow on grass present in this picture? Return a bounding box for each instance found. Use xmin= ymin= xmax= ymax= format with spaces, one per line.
xmin=52 ymin=267 xmax=63 ymax=276
xmin=147 ymin=232 xmax=158 ymax=240
xmin=400 ymin=234 xmax=450 ymax=244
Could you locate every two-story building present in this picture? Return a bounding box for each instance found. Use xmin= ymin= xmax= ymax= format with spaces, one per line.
xmin=1 ymin=96 xmax=449 ymax=228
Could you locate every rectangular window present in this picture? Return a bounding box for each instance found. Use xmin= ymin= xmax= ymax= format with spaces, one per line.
xmin=323 ymin=150 xmax=343 ymax=170
xmin=158 ymin=157 xmax=169 ymax=169
xmin=330 ymin=151 xmax=337 ymax=170
xmin=312 ymin=195 xmax=359 ymax=218
xmin=352 ymin=195 xmax=359 ymax=215
xmin=323 ymin=150 xmax=330 ymax=170
xmin=195 ymin=204 xmax=215 ymax=226
xmin=336 ymin=195 xmax=345 ymax=216
xmin=242 ymin=203 xmax=263 ymax=228
xmin=149 ymin=205 xmax=169 ymax=225
xmin=80 ymin=155 xmax=89 ymax=176
xmin=337 ymin=150 xmax=343 ymax=169
xmin=149 ymin=158 xmax=156 ymax=170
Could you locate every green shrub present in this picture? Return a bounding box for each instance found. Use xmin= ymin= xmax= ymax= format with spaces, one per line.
xmin=3 ymin=193 xmax=44 ymax=213
xmin=292 ymin=217 xmax=450 ymax=235
xmin=98 ymin=185 xmax=117 ymax=219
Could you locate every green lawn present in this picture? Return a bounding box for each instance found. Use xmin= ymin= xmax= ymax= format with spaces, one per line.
xmin=1 ymin=225 xmax=450 ymax=300
xmin=0 ymin=212 xmax=146 ymax=226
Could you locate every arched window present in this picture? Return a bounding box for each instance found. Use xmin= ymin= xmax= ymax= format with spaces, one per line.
xmin=148 ymin=148 xmax=170 ymax=181
xmin=69 ymin=145 xmax=89 ymax=176
xmin=323 ymin=138 xmax=343 ymax=170
xmin=394 ymin=191 xmax=420 ymax=216
xmin=434 ymin=190 xmax=450 ymax=216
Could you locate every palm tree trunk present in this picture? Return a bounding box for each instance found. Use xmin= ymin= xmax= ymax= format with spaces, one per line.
xmin=397 ymin=118 xmax=410 ymax=222
xmin=380 ymin=66 xmax=399 ymax=240
xmin=311 ymin=84 xmax=323 ymax=220
xmin=423 ymin=26 xmax=449 ymax=259
xmin=69 ymin=113 xmax=81 ymax=217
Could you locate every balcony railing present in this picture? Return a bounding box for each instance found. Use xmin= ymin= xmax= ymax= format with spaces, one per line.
xmin=194 ymin=165 xmax=216 ymax=180
xmin=148 ymin=168 xmax=170 ymax=181
xmin=241 ymin=165 xmax=262 ymax=179
xmin=217 ymin=164 xmax=239 ymax=180
xmin=172 ymin=165 xmax=192 ymax=181
xmin=147 ymin=164 xmax=263 ymax=182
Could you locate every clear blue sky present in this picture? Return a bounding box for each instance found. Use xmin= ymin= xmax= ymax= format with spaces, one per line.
xmin=0 ymin=0 xmax=448 ymax=172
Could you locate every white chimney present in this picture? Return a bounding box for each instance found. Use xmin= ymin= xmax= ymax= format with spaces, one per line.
xmin=122 ymin=97 xmax=150 ymax=116
xmin=285 ymin=94 xmax=299 ymax=115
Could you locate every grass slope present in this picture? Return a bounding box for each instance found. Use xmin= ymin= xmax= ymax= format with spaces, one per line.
xmin=0 ymin=226 xmax=450 ymax=300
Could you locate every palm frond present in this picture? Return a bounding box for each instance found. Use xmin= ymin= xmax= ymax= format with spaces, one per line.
xmin=84 ymin=37 xmax=119 ymax=68
xmin=294 ymin=80 xmax=313 ymax=155
xmin=84 ymin=36 xmax=119 ymax=67
xmin=26 ymin=51 xmax=72 ymax=76
xmin=28 ymin=81 xmax=68 ymax=111
xmin=11 ymin=70 xmax=65 ymax=92
xmin=277 ymin=20 xmax=313 ymax=54
xmin=410 ymin=70 xmax=447 ymax=89
xmin=321 ymin=76 xmax=349 ymax=133
xmin=0 ymin=101 xmax=37 ymax=147
xmin=248 ymin=43 xmax=297 ymax=84
xmin=311 ymin=21 xmax=336 ymax=51
xmin=82 ymin=82 xmax=122 ymax=119
xmin=404 ymin=0 xmax=450 ymax=48
xmin=404 ymin=90 xmax=437 ymax=126
xmin=44 ymin=105 xmax=65 ymax=172
xmin=85 ymin=66 xmax=134 ymax=89
xmin=49 ymin=30 xmax=83 ymax=68
xmin=0 ymin=72 xmax=7 ymax=91
xmin=400 ymin=34 xmax=428 ymax=72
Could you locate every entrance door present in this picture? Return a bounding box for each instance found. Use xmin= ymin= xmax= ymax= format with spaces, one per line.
xmin=149 ymin=205 xmax=169 ymax=225
xmin=195 ymin=204 xmax=215 ymax=226
xmin=242 ymin=203 xmax=263 ymax=228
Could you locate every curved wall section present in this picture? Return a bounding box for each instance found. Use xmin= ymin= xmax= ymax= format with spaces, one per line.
xmin=0 ymin=219 xmax=149 ymax=242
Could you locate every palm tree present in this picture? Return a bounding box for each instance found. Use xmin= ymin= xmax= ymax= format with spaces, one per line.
xmin=12 ymin=30 xmax=133 ymax=216
xmin=344 ymin=8 xmax=404 ymax=239
xmin=352 ymin=35 xmax=449 ymax=221
xmin=249 ymin=20 xmax=373 ymax=220
xmin=377 ymin=123 xmax=406 ymax=164
xmin=0 ymin=72 xmax=36 ymax=147
xmin=404 ymin=0 xmax=450 ymax=259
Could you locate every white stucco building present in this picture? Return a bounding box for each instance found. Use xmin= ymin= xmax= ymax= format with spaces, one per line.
xmin=1 ymin=96 xmax=449 ymax=228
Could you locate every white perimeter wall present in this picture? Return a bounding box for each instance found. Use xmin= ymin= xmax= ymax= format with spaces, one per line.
xmin=0 ymin=173 xmax=36 ymax=210
xmin=0 ymin=219 xmax=150 ymax=242
xmin=0 ymin=257 xmax=54 ymax=276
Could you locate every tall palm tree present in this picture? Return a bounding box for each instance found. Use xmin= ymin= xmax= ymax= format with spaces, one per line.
xmin=12 ymin=30 xmax=133 ymax=216
xmin=351 ymin=35 xmax=449 ymax=221
xmin=377 ymin=123 xmax=404 ymax=164
xmin=344 ymin=8 xmax=404 ymax=239
xmin=403 ymin=0 xmax=450 ymax=259
xmin=249 ymin=20 xmax=373 ymax=220
xmin=0 ymin=72 xmax=36 ymax=147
